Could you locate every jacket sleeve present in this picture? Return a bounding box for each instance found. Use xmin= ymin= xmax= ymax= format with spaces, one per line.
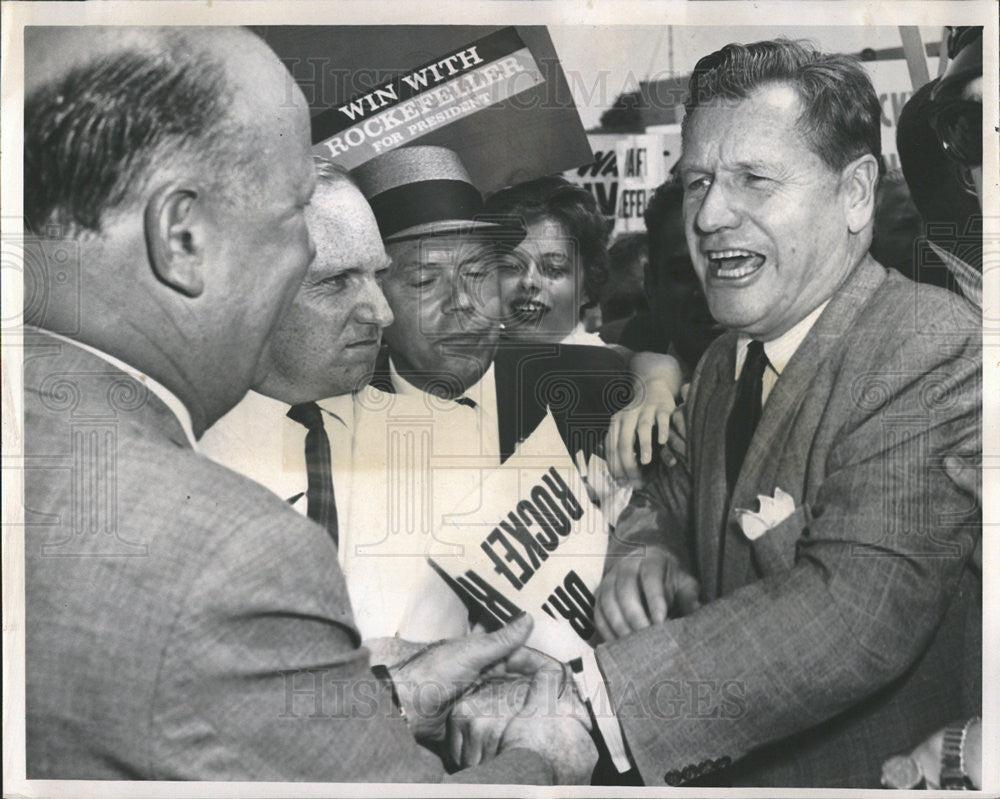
xmin=595 ymin=318 xmax=981 ymax=785
xmin=151 ymin=497 xmax=552 ymax=784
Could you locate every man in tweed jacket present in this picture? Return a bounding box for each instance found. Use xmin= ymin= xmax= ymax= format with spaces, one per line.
xmin=592 ymin=40 xmax=981 ymax=787
xmin=22 ymin=26 xmax=595 ymax=783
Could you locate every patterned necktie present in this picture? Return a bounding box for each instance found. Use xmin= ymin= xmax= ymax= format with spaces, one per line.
xmin=286 ymin=402 xmax=338 ymax=547
xmin=725 ymin=340 xmax=769 ymax=494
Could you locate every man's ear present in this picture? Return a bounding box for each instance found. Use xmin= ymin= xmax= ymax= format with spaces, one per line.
xmin=841 ymin=154 xmax=879 ymax=234
xmin=144 ymin=182 xmax=206 ymax=298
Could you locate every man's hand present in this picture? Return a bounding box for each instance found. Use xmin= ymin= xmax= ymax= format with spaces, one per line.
xmin=595 ymin=546 xmax=701 ymax=641
xmin=390 ymin=614 xmax=533 ymax=744
xmin=366 ymin=636 xmax=422 ymax=668
xmin=447 ymin=675 xmax=532 ymax=768
xmin=888 ymin=718 xmax=982 ymax=790
xmin=606 ymin=379 xmax=676 ymax=486
xmin=498 ymin=662 xmax=598 ymax=784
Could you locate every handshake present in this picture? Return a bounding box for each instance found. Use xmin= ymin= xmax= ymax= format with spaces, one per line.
xmin=370 ymin=614 xmax=598 ymax=784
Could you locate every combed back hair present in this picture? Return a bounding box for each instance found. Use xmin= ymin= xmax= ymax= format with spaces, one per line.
xmin=684 ymin=39 xmax=882 ymax=173
xmin=313 ymin=155 xmax=357 ymax=189
xmin=25 ymin=33 xmax=251 ymax=235
xmin=485 ymin=175 xmax=610 ymax=301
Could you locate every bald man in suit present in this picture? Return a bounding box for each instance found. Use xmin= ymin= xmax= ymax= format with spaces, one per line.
xmin=22 ymin=26 xmax=594 ymax=784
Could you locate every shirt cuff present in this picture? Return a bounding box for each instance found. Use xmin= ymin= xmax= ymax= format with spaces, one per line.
xmin=571 ymin=648 xmax=631 ymax=772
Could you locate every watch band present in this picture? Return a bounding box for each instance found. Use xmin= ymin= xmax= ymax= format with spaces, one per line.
xmin=940 ymin=721 xmax=973 ymax=789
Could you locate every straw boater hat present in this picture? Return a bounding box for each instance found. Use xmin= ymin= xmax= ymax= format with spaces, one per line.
xmin=351 ymin=145 xmax=525 ymax=244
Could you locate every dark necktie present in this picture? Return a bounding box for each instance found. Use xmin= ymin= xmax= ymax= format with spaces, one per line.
xmin=725 ymin=340 xmax=769 ymax=494
xmin=455 ymin=396 xmax=477 ymax=409
xmin=286 ymin=402 xmax=339 ymax=547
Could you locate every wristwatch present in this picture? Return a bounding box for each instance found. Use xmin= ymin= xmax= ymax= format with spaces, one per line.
xmin=881 ymin=754 xmax=925 ymax=789
xmin=940 ymin=718 xmax=975 ymax=790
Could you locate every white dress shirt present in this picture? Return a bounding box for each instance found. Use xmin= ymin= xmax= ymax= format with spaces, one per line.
xmin=388 ymin=359 xmax=501 ymax=463
xmin=198 ymin=389 xmax=355 ymax=519
xmin=560 ymin=321 xmax=609 ymax=348
xmin=733 ymin=300 xmax=830 ymax=405
xmin=200 ymin=382 xmax=477 ymax=641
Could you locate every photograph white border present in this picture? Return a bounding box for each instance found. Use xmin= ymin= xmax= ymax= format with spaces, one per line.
xmin=2 ymin=2 xmax=997 ymax=796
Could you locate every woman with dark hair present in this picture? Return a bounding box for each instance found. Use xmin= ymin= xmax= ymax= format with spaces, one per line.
xmin=486 ymin=176 xmax=611 ymax=346
xmin=487 ymin=175 xmax=685 ymax=484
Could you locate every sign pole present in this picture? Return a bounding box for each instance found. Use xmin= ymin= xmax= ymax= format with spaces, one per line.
xmin=899 ymin=26 xmax=931 ymax=90
xmin=938 ymin=26 xmax=951 ymax=76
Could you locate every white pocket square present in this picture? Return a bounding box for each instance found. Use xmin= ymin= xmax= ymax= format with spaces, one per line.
xmin=734 ymin=487 xmax=796 ymax=541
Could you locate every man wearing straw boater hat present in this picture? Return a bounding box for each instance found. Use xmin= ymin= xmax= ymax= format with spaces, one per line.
xmin=340 ymin=145 xmax=634 ymax=649
xmin=354 ymin=145 xmax=632 ymax=466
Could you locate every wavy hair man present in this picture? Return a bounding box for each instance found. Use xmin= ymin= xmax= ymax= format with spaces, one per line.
xmin=586 ymin=39 xmax=981 ymax=788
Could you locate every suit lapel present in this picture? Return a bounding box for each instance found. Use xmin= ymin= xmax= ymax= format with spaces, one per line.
xmin=494 ymin=344 xmax=553 ymax=463
xmin=718 ymin=258 xmax=887 ymax=593
xmin=691 ymin=335 xmax=739 ymax=600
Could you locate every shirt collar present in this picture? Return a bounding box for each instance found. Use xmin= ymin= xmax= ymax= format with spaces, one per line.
xmin=40 ymin=331 xmax=197 ymax=448
xmin=388 ymin=358 xmax=496 ymax=408
xmin=734 ymin=299 xmax=830 ymax=380
xmin=239 ymin=389 xmax=355 ymax=432
xmin=316 ymin=392 xmax=355 ymax=430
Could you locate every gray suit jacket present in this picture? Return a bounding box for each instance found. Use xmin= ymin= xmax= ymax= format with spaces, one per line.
xmin=595 ymin=258 xmax=981 ymax=787
xmin=23 ymin=330 xmax=553 ymax=784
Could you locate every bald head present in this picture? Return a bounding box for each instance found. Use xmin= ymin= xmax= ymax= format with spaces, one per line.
xmin=23 ymin=26 xmax=317 ymax=435
xmin=25 ymin=27 xmax=290 ymax=234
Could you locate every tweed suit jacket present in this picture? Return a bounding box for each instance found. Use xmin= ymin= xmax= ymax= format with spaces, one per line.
xmin=23 ymin=330 xmax=553 ymax=783
xmin=371 ymin=340 xmax=632 ymax=463
xmin=595 ymin=257 xmax=981 ymax=788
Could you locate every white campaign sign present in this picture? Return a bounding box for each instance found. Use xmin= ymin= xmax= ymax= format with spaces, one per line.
xmin=422 ymin=410 xmax=610 ymax=663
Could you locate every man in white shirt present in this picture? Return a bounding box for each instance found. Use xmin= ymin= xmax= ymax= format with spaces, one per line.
xmin=338 ymin=146 xmax=635 ymax=641
xmin=200 ymin=157 xmax=394 ymax=526
xmin=354 ymin=146 xmax=634 ymax=464
xmin=201 ymin=159 xmax=479 ymax=639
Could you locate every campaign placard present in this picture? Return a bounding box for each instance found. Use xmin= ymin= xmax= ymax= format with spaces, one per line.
xmin=613 ymin=128 xmax=682 ymax=234
xmin=311 ymin=28 xmax=546 ymax=170
xmin=259 ymin=25 xmax=593 ymax=193
xmin=420 ymin=411 xmax=610 ymax=663
xmin=563 ymin=133 xmax=621 ymax=220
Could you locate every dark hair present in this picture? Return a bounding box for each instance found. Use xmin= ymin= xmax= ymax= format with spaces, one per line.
xmin=684 ymin=39 xmax=881 ymax=172
xmin=608 ymin=232 xmax=648 ymax=272
xmin=602 ymin=233 xmax=649 ymax=321
xmin=25 ymin=35 xmax=249 ymax=235
xmin=643 ymin=179 xmax=687 ymax=281
xmin=484 ymin=176 xmax=610 ymax=301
